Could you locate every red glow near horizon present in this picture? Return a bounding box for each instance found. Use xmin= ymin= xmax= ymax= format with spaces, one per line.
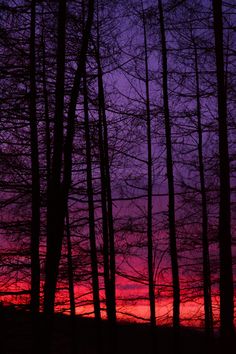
xmin=0 ymin=233 xmax=235 ymax=328
xmin=0 ymin=226 xmax=235 ymax=329
xmin=2 ymin=275 xmax=236 ymax=329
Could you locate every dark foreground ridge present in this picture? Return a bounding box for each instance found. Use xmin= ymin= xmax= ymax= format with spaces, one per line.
xmin=1 ymin=306 xmax=235 ymax=354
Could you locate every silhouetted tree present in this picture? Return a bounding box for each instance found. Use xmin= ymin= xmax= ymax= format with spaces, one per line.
xmin=96 ymin=2 xmax=116 ymax=324
xmin=29 ymin=0 xmax=41 ymax=315
xmin=212 ymin=0 xmax=234 ymax=340
xmin=158 ymin=0 xmax=180 ymax=329
xmin=44 ymin=0 xmax=67 ymax=316
xmin=83 ymin=63 xmax=101 ymax=323
xmin=141 ymin=0 xmax=156 ymax=329
xmin=192 ymin=32 xmax=213 ymax=335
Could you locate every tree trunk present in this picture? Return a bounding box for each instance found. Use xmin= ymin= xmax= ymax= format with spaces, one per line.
xmin=44 ymin=0 xmax=95 ymax=317
xmin=141 ymin=0 xmax=156 ymax=329
xmin=29 ymin=2 xmax=41 ymax=353
xmin=83 ymin=62 xmax=103 ymax=354
xmin=97 ymin=104 xmax=111 ymax=321
xmin=98 ymin=69 xmax=116 ymax=324
xmin=29 ymin=0 xmax=40 ymax=315
xmin=212 ymin=0 xmax=234 ymax=339
xmin=158 ymin=0 xmax=180 ymax=329
xmin=96 ymin=5 xmax=116 ymax=324
xmin=44 ymin=0 xmax=67 ymax=316
xmin=42 ymin=2 xmax=94 ymax=352
xmin=83 ymin=67 xmax=101 ymax=322
xmin=97 ymin=64 xmax=116 ymax=324
xmin=193 ymin=38 xmax=213 ymax=335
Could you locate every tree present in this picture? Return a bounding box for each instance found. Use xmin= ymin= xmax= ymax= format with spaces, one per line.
xmin=141 ymin=0 xmax=156 ymax=329
xmin=44 ymin=0 xmax=95 ymax=317
xmin=95 ymin=1 xmax=116 ymax=324
xmin=192 ymin=31 xmax=213 ymax=335
xmin=29 ymin=0 xmax=41 ymax=315
xmin=158 ymin=0 xmax=180 ymax=329
xmin=83 ymin=64 xmax=101 ymax=323
xmin=212 ymin=0 xmax=234 ymax=340
xmin=44 ymin=0 xmax=67 ymax=316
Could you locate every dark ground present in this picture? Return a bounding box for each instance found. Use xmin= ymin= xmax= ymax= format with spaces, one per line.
xmin=0 ymin=307 xmax=235 ymax=354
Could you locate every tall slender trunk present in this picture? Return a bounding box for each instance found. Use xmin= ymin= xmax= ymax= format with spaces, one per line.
xmin=29 ymin=2 xmax=41 ymax=353
xmin=29 ymin=0 xmax=40 ymax=315
xmin=99 ymin=74 xmax=116 ymax=323
xmin=98 ymin=64 xmax=116 ymax=324
xmin=61 ymin=0 xmax=95 ymax=320
xmin=97 ymin=62 xmax=116 ymax=323
xmin=96 ymin=4 xmax=116 ymax=324
xmin=44 ymin=0 xmax=67 ymax=316
xmin=83 ymin=67 xmax=101 ymax=322
xmin=158 ymin=0 xmax=180 ymax=329
xmin=44 ymin=0 xmax=95 ymax=316
xmin=42 ymin=3 xmax=94 ymax=352
xmin=83 ymin=64 xmax=103 ymax=354
xmin=193 ymin=38 xmax=213 ymax=335
xmin=141 ymin=0 xmax=156 ymax=329
xmin=94 ymin=16 xmax=110 ymax=317
xmin=97 ymin=90 xmax=111 ymax=321
xmin=212 ymin=0 xmax=234 ymax=339
xmin=96 ymin=46 xmax=115 ymax=354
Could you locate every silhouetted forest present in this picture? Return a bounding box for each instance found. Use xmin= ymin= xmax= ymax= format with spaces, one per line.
xmin=0 ymin=0 xmax=235 ymax=353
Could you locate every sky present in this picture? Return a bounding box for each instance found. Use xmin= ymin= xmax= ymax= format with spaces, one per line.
xmin=0 ymin=0 xmax=236 ymax=331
